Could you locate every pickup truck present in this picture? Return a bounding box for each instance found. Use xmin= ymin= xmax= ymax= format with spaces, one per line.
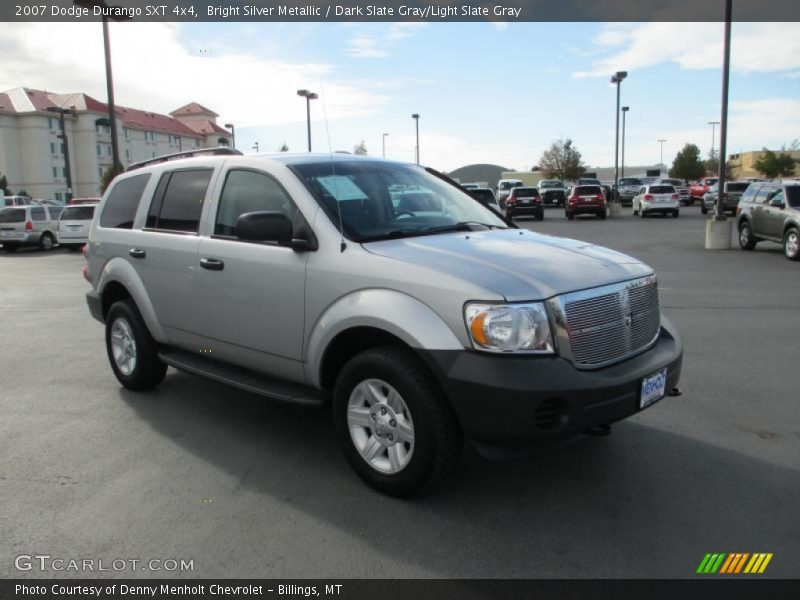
xmin=690 ymin=177 xmax=719 ymax=201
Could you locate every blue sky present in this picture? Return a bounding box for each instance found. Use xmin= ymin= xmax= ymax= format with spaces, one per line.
xmin=3 ymin=21 xmax=799 ymax=171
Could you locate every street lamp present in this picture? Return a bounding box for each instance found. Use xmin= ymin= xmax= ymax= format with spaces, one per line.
xmin=296 ymin=89 xmax=318 ymax=152
xmin=225 ymin=123 xmax=235 ymax=149
xmin=382 ymin=133 xmax=389 ymax=159
xmin=46 ymin=106 xmax=77 ymax=203
xmin=621 ymin=106 xmax=630 ymax=178
xmin=73 ymin=0 xmax=130 ymax=176
xmin=658 ymin=139 xmax=667 ymax=167
xmin=610 ymin=71 xmax=627 ymax=205
xmin=252 ymin=142 xmax=259 ymax=153
xmin=411 ymin=114 xmax=420 ymax=164
xmin=708 ymin=120 xmax=720 ymax=172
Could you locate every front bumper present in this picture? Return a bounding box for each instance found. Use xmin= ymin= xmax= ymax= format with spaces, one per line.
xmin=420 ymin=319 xmax=683 ymax=443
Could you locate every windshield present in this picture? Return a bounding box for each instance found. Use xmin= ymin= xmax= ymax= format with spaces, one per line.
xmin=61 ymin=206 xmax=96 ymax=220
xmin=292 ymin=161 xmax=508 ymax=242
xmin=619 ymin=178 xmax=642 ymax=186
xmin=539 ymin=180 xmax=563 ymax=188
xmin=0 ymin=208 xmax=25 ymax=223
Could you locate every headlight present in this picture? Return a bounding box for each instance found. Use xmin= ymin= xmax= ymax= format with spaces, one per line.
xmin=464 ymin=302 xmax=554 ymax=354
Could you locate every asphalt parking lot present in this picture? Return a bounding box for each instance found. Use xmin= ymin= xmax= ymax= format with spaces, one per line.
xmin=1 ymin=205 xmax=798 ymax=579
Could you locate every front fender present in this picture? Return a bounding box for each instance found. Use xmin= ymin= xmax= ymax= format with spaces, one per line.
xmin=97 ymin=257 xmax=167 ymax=343
xmin=304 ymin=289 xmax=464 ymax=388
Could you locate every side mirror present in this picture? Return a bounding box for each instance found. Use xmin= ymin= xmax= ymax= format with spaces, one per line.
xmin=236 ymin=211 xmax=292 ymax=244
xmin=769 ymin=198 xmax=785 ymax=208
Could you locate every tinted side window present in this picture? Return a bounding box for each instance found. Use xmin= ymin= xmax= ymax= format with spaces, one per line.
xmin=100 ymin=174 xmax=151 ymax=229
xmin=215 ymin=170 xmax=297 ymax=237
xmin=741 ymin=184 xmax=759 ymax=203
xmin=147 ymin=169 xmax=213 ymax=233
xmin=48 ymin=206 xmax=64 ymax=220
xmin=30 ymin=207 xmax=46 ymax=221
xmin=755 ymin=186 xmax=773 ymax=204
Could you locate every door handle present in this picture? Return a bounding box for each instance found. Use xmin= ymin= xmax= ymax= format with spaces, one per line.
xmin=129 ymin=248 xmax=146 ymax=259
xmin=200 ymin=258 xmax=225 ymax=271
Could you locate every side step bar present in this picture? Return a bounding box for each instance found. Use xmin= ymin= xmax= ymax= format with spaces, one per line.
xmin=158 ymin=348 xmax=328 ymax=407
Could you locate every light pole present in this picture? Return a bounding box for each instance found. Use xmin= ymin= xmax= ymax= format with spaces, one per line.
xmin=382 ymin=132 xmax=389 ymax=159
xmin=621 ymin=106 xmax=630 ymax=178
xmin=46 ymin=106 xmax=76 ymax=202
xmin=225 ymin=123 xmax=235 ymax=149
xmin=708 ymin=120 xmax=720 ymax=172
xmin=658 ymin=139 xmax=667 ymax=168
xmin=252 ymin=142 xmax=259 ymax=153
xmin=296 ymin=89 xmax=318 ymax=152
xmin=411 ymin=114 xmax=420 ymax=164
xmin=74 ymin=0 xmax=129 ymax=176
xmin=610 ymin=71 xmax=627 ymax=207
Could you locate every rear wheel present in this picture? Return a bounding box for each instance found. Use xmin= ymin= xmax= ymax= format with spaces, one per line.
xmin=598 ymin=210 xmax=607 ymax=219
xmin=784 ymin=227 xmax=800 ymax=261
xmin=105 ymin=300 xmax=167 ymax=391
xmin=333 ymin=346 xmax=462 ymax=497
xmin=566 ymin=211 xmax=574 ymax=220
xmin=39 ymin=233 xmax=54 ymax=251
xmin=738 ymin=221 xmax=757 ymax=250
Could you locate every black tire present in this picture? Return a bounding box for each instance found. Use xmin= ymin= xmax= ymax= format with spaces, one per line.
xmin=333 ymin=346 xmax=462 ymax=497
xmin=537 ymin=211 xmax=544 ymax=221
xmin=105 ymin=300 xmax=167 ymax=391
xmin=598 ymin=211 xmax=607 ymax=220
xmin=701 ymin=205 xmax=708 ymax=215
xmin=39 ymin=233 xmax=54 ymax=251
xmin=784 ymin=227 xmax=800 ymax=261
xmin=673 ymin=210 xmax=680 ymax=218
xmin=640 ymin=210 xmax=647 ymax=218
xmin=2 ymin=245 xmax=19 ymax=253
xmin=67 ymin=244 xmax=82 ymax=252
xmin=738 ymin=220 xmax=757 ymax=251
xmin=566 ymin=211 xmax=574 ymax=220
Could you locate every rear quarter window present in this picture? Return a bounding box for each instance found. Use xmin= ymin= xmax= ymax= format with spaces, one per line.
xmin=100 ymin=174 xmax=152 ymax=229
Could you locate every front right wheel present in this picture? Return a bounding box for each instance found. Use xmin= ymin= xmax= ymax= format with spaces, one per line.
xmin=333 ymin=346 xmax=462 ymax=497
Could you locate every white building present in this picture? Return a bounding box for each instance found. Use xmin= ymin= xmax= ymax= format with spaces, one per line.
xmin=0 ymin=88 xmax=232 ymax=201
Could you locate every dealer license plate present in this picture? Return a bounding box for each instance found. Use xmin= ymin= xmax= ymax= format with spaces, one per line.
xmin=640 ymin=368 xmax=667 ymax=409
xmin=1 ymin=230 xmax=13 ymax=237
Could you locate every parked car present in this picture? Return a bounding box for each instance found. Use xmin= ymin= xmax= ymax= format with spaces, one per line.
xmin=0 ymin=204 xmax=59 ymax=251
xmin=57 ymin=203 xmax=98 ymax=250
xmin=690 ymin=178 xmax=718 ymax=201
xmin=495 ymin=179 xmax=523 ymax=209
xmin=460 ymin=183 xmax=480 ymax=190
xmin=633 ymin=185 xmax=680 ymax=218
xmin=655 ymin=178 xmax=691 ymax=205
xmin=736 ymin=182 xmax=800 ymax=260
xmin=565 ymin=185 xmax=606 ymax=220
xmin=537 ymin=179 xmax=567 ymax=207
xmin=617 ymin=177 xmax=643 ymax=207
xmin=701 ymin=181 xmax=750 ymax=215
xmin=3 ymin=195 xmax=32 ymax=207
xmin=466 ymin=188 xmax=502 ymax=214
xmin=506 ymin=187 xmax=544 ymax=220
xmin=84 ymin=150 xmax=682 ymax=496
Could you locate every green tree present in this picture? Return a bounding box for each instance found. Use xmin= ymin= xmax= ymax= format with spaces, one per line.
xmin=100 ymin=167 xmax=117 ymax=194
xmin=669 ymin=143 xmax=705 ymax=182
xmin=705 ymin=149 xmax=720 ymax=176
xmin=754 ymin=149 xmax=797 ymax=178
xmin=0 ymin=172 xmax=9 ymax=196
xmin=17 ymin=189 xmax=29 ymax=197
xmin=538 ymin=138 xmax=587 ymax=181
xmin=353 ymin=141 xmax=368 ymax=155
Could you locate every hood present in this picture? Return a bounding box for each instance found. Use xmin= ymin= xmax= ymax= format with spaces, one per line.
xmin=362 ymin=228 xmax=653 ymax=301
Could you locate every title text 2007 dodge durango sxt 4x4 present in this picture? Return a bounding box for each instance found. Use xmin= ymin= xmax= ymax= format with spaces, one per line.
xmin=85 ymin=149 xmax=682 ymax=496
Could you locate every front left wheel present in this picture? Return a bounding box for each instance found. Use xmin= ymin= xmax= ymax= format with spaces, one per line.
xmin=784 ymin=227 xmax=800 ymax=261
xmin=333 ymin=346 xmax=462 ymax=497
xmin=105 ymin=300 xmax=167 ymax=391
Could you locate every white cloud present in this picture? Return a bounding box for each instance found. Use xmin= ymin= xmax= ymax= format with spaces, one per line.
xmin=345 ymin=23 xmax=428 ymax=58
xmin=573 ymin=22 xmax=800 ymax=78
xmin=0 ymin=22 xmax=387 ymax=127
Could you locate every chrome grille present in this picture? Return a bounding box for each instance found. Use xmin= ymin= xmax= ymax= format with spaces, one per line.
xmin=548 ymin=276 xmax=661 ymax=369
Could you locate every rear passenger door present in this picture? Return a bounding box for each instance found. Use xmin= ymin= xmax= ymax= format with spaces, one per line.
xmin=193 ymin=167 xmax=309 ymax=382
xmin=751 ymin=185 xmax=774 ymax=238
xmin=136 ymin=167 xmax=216 ymax=342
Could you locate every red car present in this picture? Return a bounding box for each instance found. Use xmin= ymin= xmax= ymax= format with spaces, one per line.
xmin=690 ymin=178 xmax=718 ymax=200
xmin=505 ymin=187 xmax=543 ymax=220
xmin=565 ymin=185 xmax=606 ymax=220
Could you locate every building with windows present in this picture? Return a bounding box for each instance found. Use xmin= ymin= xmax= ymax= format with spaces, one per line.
xmin=728 ymin=150 xmax=800 ymax=180
xmin=0 ymin=88 xmax=232 ymax=201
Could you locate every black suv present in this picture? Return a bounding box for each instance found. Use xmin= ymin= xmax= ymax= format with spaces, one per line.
xmin=736 ymin=182 xmax=800 ymax=260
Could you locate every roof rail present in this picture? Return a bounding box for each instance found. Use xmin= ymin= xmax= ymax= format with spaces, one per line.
xmin=126 ymin=146 xmax=242 ymax=171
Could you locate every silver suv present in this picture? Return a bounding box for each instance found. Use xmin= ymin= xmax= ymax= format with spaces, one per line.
xmin=0 ymin=204 xmax=58 ymax=252
xmin=85 ymin=149 xmax=683 ymax=496
xmin=736 ymin=182 xmax=800 ymax=260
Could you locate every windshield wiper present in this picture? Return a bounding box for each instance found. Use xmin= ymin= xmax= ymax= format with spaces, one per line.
xmin=421 ymin=221 xmax=504 ymax=234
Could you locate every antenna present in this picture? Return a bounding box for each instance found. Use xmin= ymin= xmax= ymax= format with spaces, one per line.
xmin=319 ymin=83 xmax=346 ymax=253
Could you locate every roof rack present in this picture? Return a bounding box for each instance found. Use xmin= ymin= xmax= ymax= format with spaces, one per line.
xmin=126 ymin=146 xmax=242 ymax=171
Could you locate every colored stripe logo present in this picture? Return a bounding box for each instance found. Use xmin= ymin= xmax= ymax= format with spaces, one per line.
xmin=697 ymin=553 xmax=773 ymax=574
